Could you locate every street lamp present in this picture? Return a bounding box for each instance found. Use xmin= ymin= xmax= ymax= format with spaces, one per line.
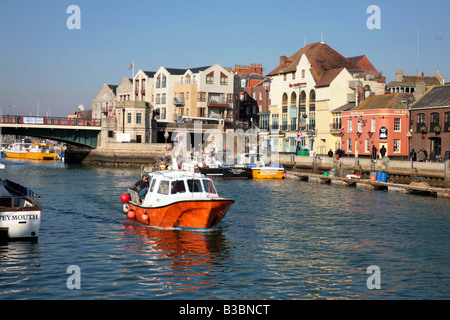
xmin=8 ymin=104 xmax=15 ymax=116
xmin=164 ymin=129 xmax=169 ymax=149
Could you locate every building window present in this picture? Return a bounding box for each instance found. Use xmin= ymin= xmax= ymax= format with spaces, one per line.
xmin=206 ymin=72 xmax=214 ymax=84
xmin=108 ymin=130 xmax=114 ymax=138
xmin=365 ymin=139 xmax=370 ymax=153
xmin=394 ymin=139 xmax=400 ymax=153
xmin=162 ymin=93 xmax=166 ymax=104
xmin=301 ymin=69 xmax=305 ymax=78
xmin=162 ymin=75 xmax=166 ymax=88
xmin=417 ymin=113 xmax=425 ymax=123
xmin=136 ymin=113 xmax=142 ymax=124
xmin=348 ymin=119 xmax=353 ymax=133
xmin=394 ymin=118 xmax=401 ymax=131
xmin=358 ymin=119 xmax=363 ymax=133
xmin=198 ymin=92 xmax=206 ymax=102
xmin=127 ymin=113 xmax=132 ymax=123
xmin=156 ymin=94 xmax=160 ymax=104
xmin=220 ymin=73 xmax=228 ymax=85
xmin=282 ymin=93 xmax=288 ymax=106
xmin=371 ymin=118 xmax=376 ymax=132
xmin=347 ymin=138 xmax=352 ymax=152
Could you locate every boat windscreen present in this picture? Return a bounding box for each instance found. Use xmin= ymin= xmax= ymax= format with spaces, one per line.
xmin=202 ymin=179 xmax=217 ymax=194
xmin=186 ymin=179 xmax=203 ymax=193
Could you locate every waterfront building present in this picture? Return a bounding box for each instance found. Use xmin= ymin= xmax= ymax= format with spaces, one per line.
xmin=266 ymin=41 xmax=385 ymax=155
xmin=341 ymin=93 xmax=415 ymax=159
xmin=149 ymin=64 xmax=239 ymax=125
xmin=387 ymin=71 xmax=445 ymax=99
xmin=409 ymin=84 xmax=450 ymax=160
xmin=133 ymin=70 xmax=155 ymax=103
xmin=91 ymin=83 xmax=118 ymax=119
xmin=236 ymin=65 xmax=270 ymax=128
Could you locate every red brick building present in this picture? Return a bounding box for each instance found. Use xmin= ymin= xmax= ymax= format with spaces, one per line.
xmin=410 ymin=85 xmax=450 ymax=161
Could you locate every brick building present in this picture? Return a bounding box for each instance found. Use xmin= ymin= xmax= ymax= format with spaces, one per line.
xmin=410 ymin=85 xmax=450 ymax=160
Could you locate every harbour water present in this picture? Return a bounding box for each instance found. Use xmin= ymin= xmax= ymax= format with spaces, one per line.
xmin=0 ymin=159 xmax=449 ymax=300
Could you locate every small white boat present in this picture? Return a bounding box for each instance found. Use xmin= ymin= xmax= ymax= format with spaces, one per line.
xmin=0 ymin=178 xmax=41 ymax=241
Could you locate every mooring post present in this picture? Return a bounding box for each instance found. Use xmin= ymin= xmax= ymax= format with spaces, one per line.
xmin=445 ymin=160 xmax=450 ymax=188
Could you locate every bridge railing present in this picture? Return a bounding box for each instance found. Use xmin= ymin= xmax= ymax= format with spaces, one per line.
xmin=0 ymin=115 xmax=101 ymax=127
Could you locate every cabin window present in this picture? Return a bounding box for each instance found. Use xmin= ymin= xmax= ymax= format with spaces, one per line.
xmin=171 ymin=180 xmax=186 ymax=194
xmin=149 ymin=179 xmax=157 ymax=193
xmin=202 ymin=179 xmax=217 ymax=194
xmin=186 ymin=179 xmax=203 ymax=193
xmin=157 ymin=180 xmax=170 ymax=195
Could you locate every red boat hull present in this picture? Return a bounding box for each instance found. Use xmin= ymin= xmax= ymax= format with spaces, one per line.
xmin=127 ymin=199 xmax=234 ymax=228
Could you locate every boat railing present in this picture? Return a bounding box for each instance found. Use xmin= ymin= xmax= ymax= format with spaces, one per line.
xmin=3 ymin=179 xmax=39 ymax=204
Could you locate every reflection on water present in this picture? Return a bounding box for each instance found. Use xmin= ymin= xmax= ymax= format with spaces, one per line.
xmin=117 ymin=225 xmax=229 ymax=297
xmin=0 ymin=159 xmax=449 ymax=299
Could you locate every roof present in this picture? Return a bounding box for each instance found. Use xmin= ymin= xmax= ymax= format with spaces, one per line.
xmin=332 ymin=102 xmax=355 ymax=113
xmin=353 ymin=93 xmax=415 ymax=111
xmin=267 ymin=42 xmax=359 ymax=87
xmin=143 ymin=71 xmax=156 ymax=78
xmin=387 ymin=75 xmax=441 ymax=88
xmin=410 ymin=85 xmax=450 ymax=109
xmin=106 ymin=84 xmax=118 ymax=95
xmin=164 ymin=66 xmax=212 ymax=75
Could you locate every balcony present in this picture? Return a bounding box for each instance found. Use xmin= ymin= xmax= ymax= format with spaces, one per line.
xmin=207 ymin=98 xmax=231 ymax=108
xmin=330 ymin=123 xmax=342 ymax=135
xmin=173 ymin=98 xmax=185 ymax=106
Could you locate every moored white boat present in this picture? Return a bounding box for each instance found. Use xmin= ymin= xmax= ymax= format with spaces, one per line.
xmin=121 ymin=170 xmax=234 ymax=229
xmin=0 ymin=178 xmax=41 ymax=241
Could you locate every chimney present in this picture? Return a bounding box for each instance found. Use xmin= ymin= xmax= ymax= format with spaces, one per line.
xmin=280 ymin=56 xmax=287 ymax=66
xmin=395 ymin=71 xmax=404 ymax=82
xmin=415 ymin=80 xmax=426 ymax=99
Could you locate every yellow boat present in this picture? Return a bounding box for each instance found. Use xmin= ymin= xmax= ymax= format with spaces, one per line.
xmin=3 ymin=143 xmax=28 ymax=159
xmin=27 ymin=143 xmax=58 ymax=160
xmin=251 ymin=165 xmax=286 ymax=179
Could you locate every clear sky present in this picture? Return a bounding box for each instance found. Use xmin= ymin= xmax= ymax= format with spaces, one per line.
xmin=0 ymin=0 xmax=448 ymax=117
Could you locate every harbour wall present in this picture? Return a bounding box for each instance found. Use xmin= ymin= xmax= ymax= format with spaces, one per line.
xmin=66 ymin=142 xmax=167 ymax=167
xmin=278 ymin=154 xmax=450 ymax=188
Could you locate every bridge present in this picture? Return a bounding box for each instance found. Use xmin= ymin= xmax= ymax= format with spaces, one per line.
xmin=0 ymin=115 xmax=101 ymax=148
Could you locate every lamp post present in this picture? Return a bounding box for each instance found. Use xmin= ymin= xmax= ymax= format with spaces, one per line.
xmin=164 ymin=129 xmax=169 ymax=149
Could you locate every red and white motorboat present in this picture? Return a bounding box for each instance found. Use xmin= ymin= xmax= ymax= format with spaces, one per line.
xmin=121 ymin=170 xmax=234 ymax=229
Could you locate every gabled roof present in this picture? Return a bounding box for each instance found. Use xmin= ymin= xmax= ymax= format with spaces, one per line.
xmin=162 ymin=66 xmax=212 ymax=75
xmin=353 ymin=93 xmax=415 ymax=111
xmin=267 ymin=42 xmax=359 ymax=87
xmin=106 ymin=84 xmax=118 ymax=95
xmin=143 ymin=71 xmax=156 ymax=78
xmin=410 ymin=85 xmax=450 ymax=109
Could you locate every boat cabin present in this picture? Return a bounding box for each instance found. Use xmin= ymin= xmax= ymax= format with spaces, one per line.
xmin=130 ymin=171 xmax=219 ymax=207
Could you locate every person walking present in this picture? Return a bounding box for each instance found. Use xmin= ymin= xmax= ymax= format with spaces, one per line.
xmin=380 ymin=145 xmax=386 ymax=158
xmin=418 ymin=149 xmax=426 ymax=162
xmin=328 ymin=149 xmax=333 ymax=157
xmin=410 ymin=149 xmax=417 ymax=161
xmin=372 ymin=145 xmax=378 ymax=160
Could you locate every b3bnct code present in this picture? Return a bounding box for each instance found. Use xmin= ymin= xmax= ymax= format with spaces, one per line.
xmin=224 ymin=304 xmax=270 ymax=315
